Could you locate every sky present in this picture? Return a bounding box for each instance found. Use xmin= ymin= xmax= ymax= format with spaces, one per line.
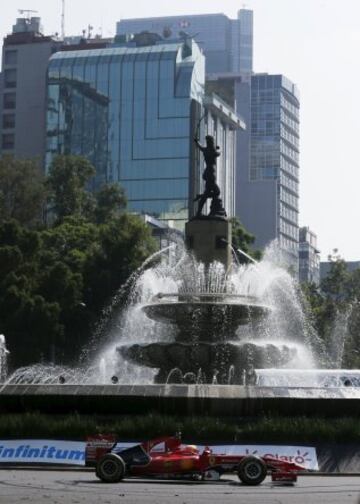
xmin=1 ymin=0 xmax=360 ymax=261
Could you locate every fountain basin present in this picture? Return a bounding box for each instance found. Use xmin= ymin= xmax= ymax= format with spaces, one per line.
xmin=1 ymin=384 xmax=359 ymax=417
xmin=118 ymin=341 xmax=297 ymax=384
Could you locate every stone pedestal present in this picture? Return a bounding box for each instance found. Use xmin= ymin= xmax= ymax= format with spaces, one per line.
xmin=185 ymin=217 xmax=232 ymax=269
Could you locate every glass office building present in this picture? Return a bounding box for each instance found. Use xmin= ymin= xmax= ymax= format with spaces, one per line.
xmin=116 ymin=10 xmax=253 ymax=75
xmin=46 ymin=38 xmax=241 ymax=227
xmin=237 ymin=74 xmax=300 ymax=266
xmin=299 ymin=227 xmax=320 ymax=285
xmin=46 ymin=40 xmax=204 ymax=227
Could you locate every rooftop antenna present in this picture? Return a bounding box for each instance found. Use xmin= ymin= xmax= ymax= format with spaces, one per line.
xmin=18 ymin=9 xmax=38 ymax=19
xmin=61 ymin=0 xmax=65 ymax=39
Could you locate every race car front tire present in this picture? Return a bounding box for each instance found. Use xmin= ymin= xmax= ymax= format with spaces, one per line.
xmin=96 ymin=453 xmax=125 ymax=483
xmin=237 ymin=456 xmax=267 ymax=485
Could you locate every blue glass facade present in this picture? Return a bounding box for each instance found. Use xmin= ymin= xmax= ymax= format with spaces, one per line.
xmin=46 ymin=41 xmax=205 ymax=227
xmin=117 ymin=10 xmax=253 ymax=75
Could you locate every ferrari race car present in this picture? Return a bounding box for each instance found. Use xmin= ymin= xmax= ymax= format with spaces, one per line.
xmin=85 ymin=434 xmax=305 ymax=485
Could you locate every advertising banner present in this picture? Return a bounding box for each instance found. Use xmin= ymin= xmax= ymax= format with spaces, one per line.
xmin=0 ymin=440 xmax=86 ymax=465
xmin=210 ymin=445 xmax=318 ymax=470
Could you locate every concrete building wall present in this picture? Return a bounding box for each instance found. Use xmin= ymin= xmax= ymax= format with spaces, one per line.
xmin=8 ymin=42 xmax=56 ymax=161
xmin=0 ymin=22 xmax=60 ymax=162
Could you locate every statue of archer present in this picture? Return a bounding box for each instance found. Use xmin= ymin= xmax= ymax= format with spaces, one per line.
xmin=194 ymin=135 xmax=226 ymax=217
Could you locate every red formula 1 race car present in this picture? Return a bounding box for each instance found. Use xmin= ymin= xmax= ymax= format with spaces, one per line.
xmin=85 ymin=434 xmax=305 ymax=485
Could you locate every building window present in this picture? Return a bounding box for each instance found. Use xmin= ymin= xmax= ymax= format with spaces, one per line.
xmin=3 ymin=93 xmax=16 ymax=109
xmin=4 ymin=50 xmax=17 ymax=65
xmin=4 ymin=69 xmax=17 ymax=88
xmin=2 ymin=133 xmax=15 ymax=150
xmin=2 ymin=114 xmax=15 ymax=129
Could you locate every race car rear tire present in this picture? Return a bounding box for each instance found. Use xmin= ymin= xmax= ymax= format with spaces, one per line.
xmin=96 ymin=453 xmax=125 ymax=483
xmin=237 ymin=456 xmax=267 ymax=485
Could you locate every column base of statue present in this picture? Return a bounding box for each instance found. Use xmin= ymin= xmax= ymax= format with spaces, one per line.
xmin=185 ymin=216 xmax=232 ymax=269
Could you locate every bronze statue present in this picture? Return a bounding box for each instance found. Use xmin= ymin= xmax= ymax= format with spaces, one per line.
xmin=194 ymin=135 xmax=226 ymax=218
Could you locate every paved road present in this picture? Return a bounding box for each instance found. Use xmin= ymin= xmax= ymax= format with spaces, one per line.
xmin=0 ymin=469 xmax=359 ymax=504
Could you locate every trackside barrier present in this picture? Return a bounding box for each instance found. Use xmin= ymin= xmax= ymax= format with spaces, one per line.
xmin=0 ymin=440 xmax=86 ymax=465
xmin=0 ymin=440 xmax=318 ymax=470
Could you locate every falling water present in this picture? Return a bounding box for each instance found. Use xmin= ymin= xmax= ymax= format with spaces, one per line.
xmin=326 ymin=306 xmax=353 ymax=368
xmin=3 ymin=240 xmax=354 ymax=387
xmin=0 ymin=335 xmax=9 ymax=382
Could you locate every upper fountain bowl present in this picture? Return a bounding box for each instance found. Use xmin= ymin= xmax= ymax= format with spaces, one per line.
xmin=142 ymin=293 xmax=272 ymax=342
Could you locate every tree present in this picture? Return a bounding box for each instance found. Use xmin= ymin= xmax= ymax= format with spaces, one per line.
xmin=230 ymin=217 xmax=262 ymax=262
xmin=321 ymin=251 xmax=351 ymax=301
xmin=0 ymin=220 xmax=63 ymax=366
xmin=46 ymin=155 xmax=96 ymax=221
xmin=0 ymin=156 xmax=47 ymax=227
xmin=0 ymin=214 xmax=157 ymax=366
xmin=0 ymin=153 xmax=168 ymax=366
xmin=94 ymin=183 xmax=127 ymax=224
xmin=302 ymin=252 xmax=360 ymax=368
xmin=84 ymin=214 xmax=156 ymax=311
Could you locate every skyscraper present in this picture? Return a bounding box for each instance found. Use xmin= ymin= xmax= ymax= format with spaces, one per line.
xmin=239 ymin=74 xmax=300 ymax=265
xmin=117 ymin=10 xmax=253 ymax=75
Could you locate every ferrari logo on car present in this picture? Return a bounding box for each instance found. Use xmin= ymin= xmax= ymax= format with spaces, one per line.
xmin=208 ymin=455 xmax=216 ymax=466
xmin=180 ymin=459 xmax=194 ymax=470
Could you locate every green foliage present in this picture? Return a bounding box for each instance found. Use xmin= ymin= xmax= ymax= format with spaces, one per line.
xmin=0 ymin=156 xmax=47 ymax=227
xmin=0 ymin=413 xmax=359 ymax=443
xmin=302 ymin=251 xmax=360 ymax=368
xmin=0 ymin=155 xmax=156 ymax=368
xmin=94 ymin=183 xmax=127 ymax=224
xmin=230 ymin=217 xmax=262 ymax=262
xmin=84 ymin=214 xmax=156 ymax=312
xmin=47 ymin=155 xmax=96 ymax=221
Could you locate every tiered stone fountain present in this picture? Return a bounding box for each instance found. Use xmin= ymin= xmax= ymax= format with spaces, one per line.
xmin=118 ymin=216 xmax=296 ymax=384
xmin=114 ymin=135 xmax=305 ymax=385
